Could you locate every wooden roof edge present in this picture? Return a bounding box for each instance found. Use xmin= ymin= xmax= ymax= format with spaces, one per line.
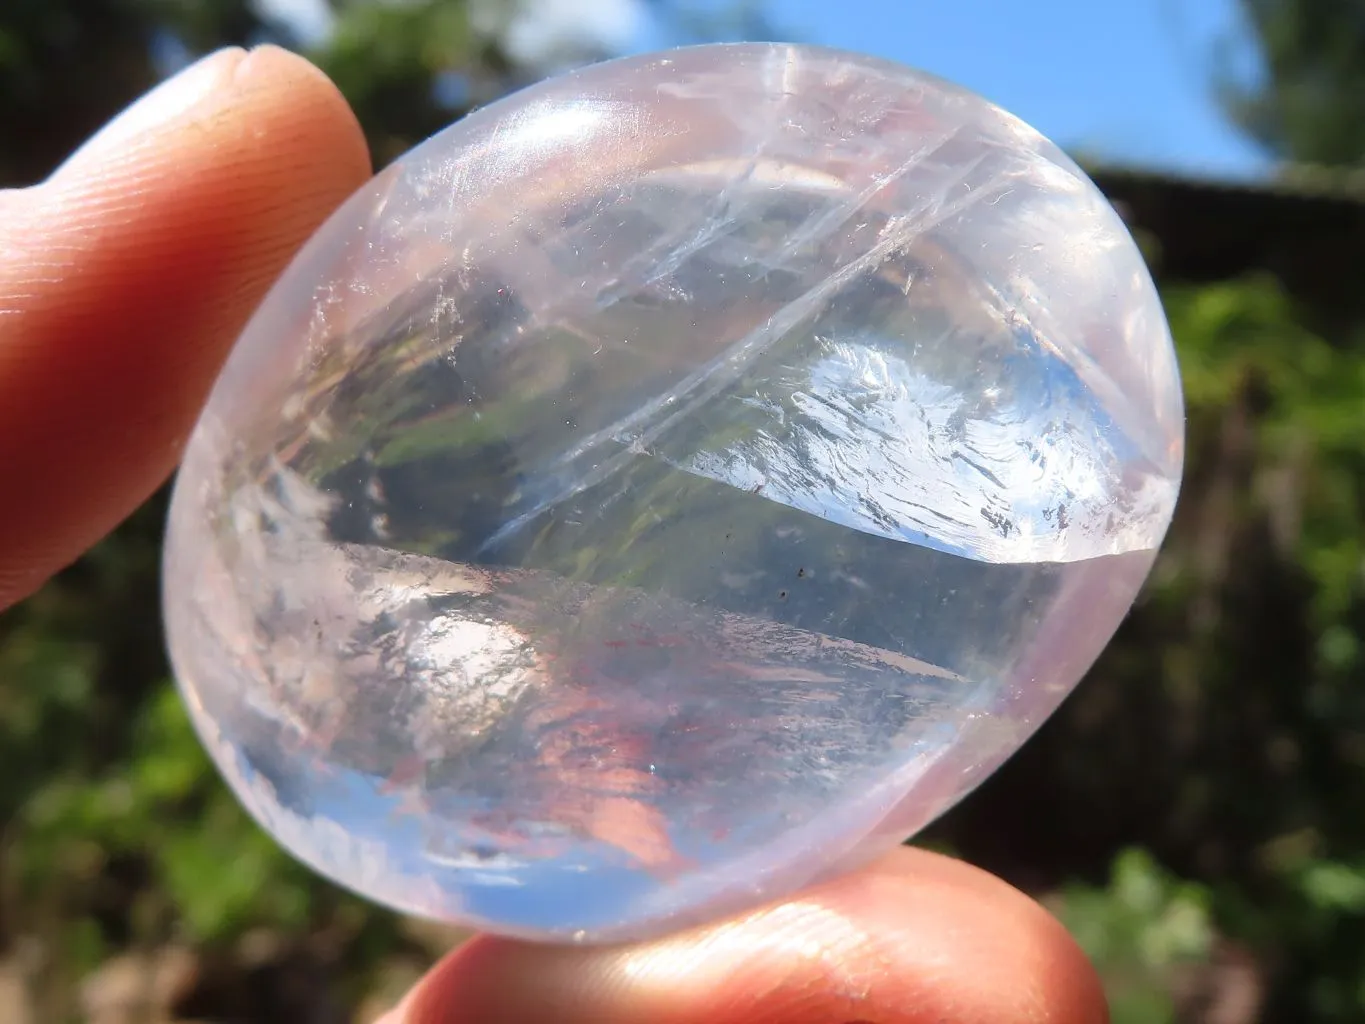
xmin=1083 ymin=160 xmax=1365 ymax=205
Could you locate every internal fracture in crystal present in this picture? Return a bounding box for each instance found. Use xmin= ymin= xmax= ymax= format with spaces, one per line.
xmin=163 ymin=43 xmax=1185 ymax=943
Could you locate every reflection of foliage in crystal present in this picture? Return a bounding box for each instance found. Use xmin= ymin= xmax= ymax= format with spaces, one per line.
xmin=309 ymin=279 xmax=1072 ymax=674
xmin=281 ymin=194 xmax=1080 ymax=677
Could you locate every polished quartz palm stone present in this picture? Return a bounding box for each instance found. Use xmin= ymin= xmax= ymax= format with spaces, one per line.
xmin=163 ymin=42 xmax=1185 ymax=942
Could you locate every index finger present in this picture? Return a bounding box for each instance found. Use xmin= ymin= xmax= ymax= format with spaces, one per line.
xmin=0 ymin=46 xmax=371 ymax=610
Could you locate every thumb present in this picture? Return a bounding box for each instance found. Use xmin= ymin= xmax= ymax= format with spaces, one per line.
xmin=379 ymin=848 xmax=1109 ymax=1024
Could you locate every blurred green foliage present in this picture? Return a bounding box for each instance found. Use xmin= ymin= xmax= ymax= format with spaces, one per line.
xmin=5 ymin=0 xmax=1365 ymax=1021
xmin=1054 ymin=849 xmax=1216 ymax=1024
xmin=1219 ymin=0 xmax=1365 ymax=167
xmin=0 ymin=498 xmax=396 ymax=1021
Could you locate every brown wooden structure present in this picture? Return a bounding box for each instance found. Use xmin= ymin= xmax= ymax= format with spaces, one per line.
xmin=1091 ymin=164 xmax=1365 ymax=330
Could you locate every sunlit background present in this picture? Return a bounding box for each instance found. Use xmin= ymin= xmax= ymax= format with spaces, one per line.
xmin=258 ymin=0 xmax=1272 ymax=175
xmin=4 ymin=1 xmax=1365 ymax=1022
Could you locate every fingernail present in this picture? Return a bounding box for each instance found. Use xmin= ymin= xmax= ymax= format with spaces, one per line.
xmin=58 ymin=48 xmax=247 ymax=171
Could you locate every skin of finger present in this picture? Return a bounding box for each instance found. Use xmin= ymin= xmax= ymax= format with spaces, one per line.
xmin=0 ymin=46 xmax=371 ymax=611
xmin=388 ymin=847 xmax=1109 ymax=1024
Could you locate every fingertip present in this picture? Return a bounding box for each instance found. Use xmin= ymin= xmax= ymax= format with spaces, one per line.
xmin=230 ymin=43 xmax=373 ymax=187
xmin=54 ymin=48 xmax=249 ymax=173
xmin=54 ymin=44 xmax=369 ymax=186
xmin=0 ymin=45 xmax=372 ymax=609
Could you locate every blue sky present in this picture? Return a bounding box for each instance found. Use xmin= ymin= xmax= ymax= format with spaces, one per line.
xmin=751 ymin=0 xmax=1270 ymax=179
xmin=619 ymin=0 xmax=1272 ymax=179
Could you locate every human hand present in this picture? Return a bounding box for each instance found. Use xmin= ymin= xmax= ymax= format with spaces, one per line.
xmin=0 ymin=47 xmax=1108 ymax=1024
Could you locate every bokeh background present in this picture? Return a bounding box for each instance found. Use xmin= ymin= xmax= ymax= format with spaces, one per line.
xmin=3 ymin=1 xmax=1364 ymax=1021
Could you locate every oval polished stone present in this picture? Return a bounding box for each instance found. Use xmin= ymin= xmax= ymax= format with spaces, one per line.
xmin=163 ymin=42 xmax=1184 ymax=942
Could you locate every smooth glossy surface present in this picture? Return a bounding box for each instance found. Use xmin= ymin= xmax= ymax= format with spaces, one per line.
xmin=163 ymin=43 xmax=1184 ymax=942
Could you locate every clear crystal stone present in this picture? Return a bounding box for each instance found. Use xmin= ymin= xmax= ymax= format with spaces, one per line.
xmin=163 ymin=43 xmax=1184 ymax=942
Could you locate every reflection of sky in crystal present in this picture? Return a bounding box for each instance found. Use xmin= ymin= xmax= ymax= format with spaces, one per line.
xmin=222 ymin=700 xmax=976 ymax=934
xmin=231 ymin=741 xmax=670 ymax=931
xmin=680 ymin=332 xmax=1167 ymax=564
